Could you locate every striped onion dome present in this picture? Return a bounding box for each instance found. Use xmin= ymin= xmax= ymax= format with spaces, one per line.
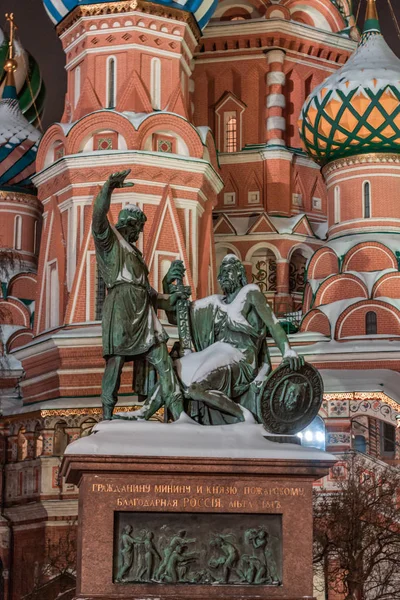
xmin=0 ymin=70 xmax=41 ymax=189
xmin=298 ymin=0 xmax=400 ymax=166
xmin=0 ymin=28 xmax=45 ymax=128
xmin=43 ymin=0 xmax=218 ymax=30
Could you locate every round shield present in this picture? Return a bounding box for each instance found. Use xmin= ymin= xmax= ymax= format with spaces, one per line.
xmin=259 ymin=362 xmax=323 ymax=435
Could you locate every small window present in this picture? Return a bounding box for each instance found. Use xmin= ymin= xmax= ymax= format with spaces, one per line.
xmin=381 ymin=421 xmax=396 ymax=456
xmin=334 ymin=186 xmax=340 ymax=224
xmin=224 ymin=192 xmax=236 ymax=205
xmin=225 ymin=115 xmax=237 ymax=152
xmin=46 ymin=261 xmax=59 ymax=329
xmin=312 ymin=197 xmax=322 ymax=210
xmin=248 ymin=191 xmax=260 ymax=205
xmin=365 ymin=311 xmax=377 ymax=335
xmin=150 ymin=57 xmax=161 ymax=110
xmin=292 ymin=193 xmax=302 ymax=207
xmin=364 ymin=181 xmax=371 ymax=218
xmin=107 ymin=57 xmax=116 ymax=108
xmin=14 ymin=215 xmax=22 ymax=250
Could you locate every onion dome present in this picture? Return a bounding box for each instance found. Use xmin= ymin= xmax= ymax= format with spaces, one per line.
xmin=298 ymin=0 xmax=400 ymax=166
xmin=0 ymin=16 xmax=41 ymax=190
xmin=0 ymin=27 xmax=45 ymax=127
xmin=43 ymin=0 xmax=218 ymax=31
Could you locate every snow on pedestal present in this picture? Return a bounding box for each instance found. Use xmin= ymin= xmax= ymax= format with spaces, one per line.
xmin=65 ymin=416 xmax=335 ymax=461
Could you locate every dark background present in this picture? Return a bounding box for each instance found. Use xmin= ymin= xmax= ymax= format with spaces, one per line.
xmin=3 ymin=0 xmax=400 ymax=128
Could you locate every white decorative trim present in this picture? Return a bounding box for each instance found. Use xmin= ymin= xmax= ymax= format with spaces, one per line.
xmin=37 ymin=211 xmax=54 ymax=333
xmin=202 ymin=18 xmax=355 ymax=51
xmin=267 ymin=49 xmax=285 ymax=64
xmin=61 ymin=11 xmax=197 ymax=53
xmin=267 ymin=71 xmax=285 ymax=86
xmin=245 ymin=241 xmax=282 ymax=261
xmin=266 ymin=93 xmax=286 ymax=109
xmin=33 ymin=151 xmax=224 ymax=194
xmin=150 ymin=56 xmax=162 ymax=110
xmin=326 ymin=169 xmax=400 ymax=188
xmin=66 ymin=44 xmax=193 ymax=77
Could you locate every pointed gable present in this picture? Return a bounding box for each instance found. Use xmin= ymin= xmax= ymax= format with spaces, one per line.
xmin=145 ymin=186 xmax=193 ymax=292
xmin=292 ymin=215 xmax=314 ymax=237
xmin=118 ymin=69 xmax=153 ymax=113
xmin=214 ymin=214 xmax=236 ymax=235
xmin=166 ymin=83 xmax=190 ymax=120
xmin=248 ymin=213 xmax=277 ymax=235
xmin=74 ymin=77 xmax=102 ymax=119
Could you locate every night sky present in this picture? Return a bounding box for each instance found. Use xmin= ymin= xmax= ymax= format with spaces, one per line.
xmin=3 ymin=0 xmax=400 ymax=129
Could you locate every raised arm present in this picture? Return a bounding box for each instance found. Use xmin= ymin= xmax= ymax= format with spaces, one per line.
xmin=250 ymin=290 xmax=304 ymax=371
xmin=92 ymin=169 xmax=133 ymax=236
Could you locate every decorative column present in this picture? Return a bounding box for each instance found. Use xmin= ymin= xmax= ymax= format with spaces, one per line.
xmin=266 ymin=49 xmax=286 ymax=146
xmin=243 ymin=261 xmax=253 ymax=284
xmin=275 ymin=259 xmax=291 ymax=315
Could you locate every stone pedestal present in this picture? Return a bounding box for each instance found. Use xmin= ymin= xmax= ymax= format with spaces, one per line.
xmin=62 ymin=419 xmax=335 ymax=600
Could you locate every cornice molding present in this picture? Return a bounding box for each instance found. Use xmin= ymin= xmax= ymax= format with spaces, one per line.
xmin=0 ymin=190 xmax=42 ymax=212
xmin=56 ymin=0 xmax=201 ymax=41
xmin=323 ymin=153 xmax=400 ymax=177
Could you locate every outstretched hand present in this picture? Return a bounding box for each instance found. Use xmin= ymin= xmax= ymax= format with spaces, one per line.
xmin=106 ymin=169 xmax=134 ymax=190
xmin=283 ymin=350 xmax=305 ymax=372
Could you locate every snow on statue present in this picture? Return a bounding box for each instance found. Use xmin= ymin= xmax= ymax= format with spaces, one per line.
xmin=93 ymin=170 xmax=323 ymax=431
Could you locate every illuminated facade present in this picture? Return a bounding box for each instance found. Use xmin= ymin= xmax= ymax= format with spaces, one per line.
xmin=0 ymin=1 xmax=399 ymax=598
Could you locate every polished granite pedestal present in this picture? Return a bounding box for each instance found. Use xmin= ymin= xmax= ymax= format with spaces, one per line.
xmin=62 ymin=418 xmax=335 ymax=600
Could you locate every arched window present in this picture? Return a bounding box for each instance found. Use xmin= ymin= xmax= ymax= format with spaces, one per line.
xmin=363 ymin=181 xmax=371 ymax=218
xmin=53 ymin=422 xmax=69 ymax=455
xmin=365 ymin=311 xmax=377 ymax=335
xmin=74 ymin=65 xmax=81 ymax=108
xmin=14 ymin=215 xmax=22 ymax=250
xmin=225 ymin=114 xmax=237 ymax=152
xmin=250 ymin=248 xmax=277 ymax=294
xmin=150 ymin=57 xmax=161 ymax=110
xmin=17 ymin=428 xmax=28 ymax=461
xmin=106 ymin=57 xmax=117 ymax=109
xmin=334 ymin=186 xmax=340 ymax=224
xmin=46 ymin=261 xmax=59 ymax=329
xmin=34 ymin=426 xmax=43 ymax=458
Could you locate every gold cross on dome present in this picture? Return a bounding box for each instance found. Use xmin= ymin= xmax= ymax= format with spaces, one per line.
xmin=5 ymin=13 xmax=17 ymax=61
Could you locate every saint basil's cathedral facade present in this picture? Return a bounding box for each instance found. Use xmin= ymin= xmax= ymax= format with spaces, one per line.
xmin=0 ymin=0 xmax=399 ymax=597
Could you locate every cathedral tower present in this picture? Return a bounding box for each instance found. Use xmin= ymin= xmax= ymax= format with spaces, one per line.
xmin=16 ymin=0 xmax=222 ymax=404
xmin=299 ymin=0 xmax=400 ymax=342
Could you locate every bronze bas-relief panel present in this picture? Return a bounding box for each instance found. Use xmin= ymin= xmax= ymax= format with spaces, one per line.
xmin=114 ymin=512 xmax=282 ymax=586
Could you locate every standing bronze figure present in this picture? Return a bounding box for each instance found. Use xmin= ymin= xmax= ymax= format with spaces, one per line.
xmin=92 ymin=169 xmax=187 ymax=420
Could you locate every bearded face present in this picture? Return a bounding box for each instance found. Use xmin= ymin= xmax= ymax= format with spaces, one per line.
xmin=118 ymin=217 xmax=144 ymax=245
xmin=218 ymin=261 xmax=242 ymax=294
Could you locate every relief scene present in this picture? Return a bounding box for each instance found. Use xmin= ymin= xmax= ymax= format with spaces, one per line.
xmin=114 ymin=513 xmax=282 ymax=585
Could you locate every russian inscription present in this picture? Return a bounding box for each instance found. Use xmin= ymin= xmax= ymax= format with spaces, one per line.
xmin=114 ymin=513 xmax=282 ymax=585
xmin=91 ymin=481 xmax=305 ymax=511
